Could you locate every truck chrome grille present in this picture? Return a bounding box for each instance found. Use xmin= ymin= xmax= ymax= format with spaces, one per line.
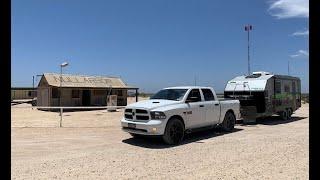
xmin=136 ymin=115 xmax=149 ymax=120
xmin=124 ymin=108 xmax=150 ymax=121
xmin=136 ymin=109 xmax=148 ymax=114
xmin=125 ymin=114 xmax=133 ymax=119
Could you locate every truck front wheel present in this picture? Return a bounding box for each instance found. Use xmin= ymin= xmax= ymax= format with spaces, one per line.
xmin=222 ymin=111 xmax=235 ymax=132
xmin=162 ymin=118 xmax=185 ymax=145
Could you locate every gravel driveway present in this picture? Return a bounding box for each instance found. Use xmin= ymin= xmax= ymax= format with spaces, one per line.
xmin=11 ymin=103 xmax=309 ymax=179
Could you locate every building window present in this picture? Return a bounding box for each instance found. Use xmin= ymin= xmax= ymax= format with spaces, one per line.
xmin=52 ymin=88 xmax=60 ymax=98
xmin=117 ymin=90 xmax=123 ymax=96
xmin=275 ymin=81 xmax=281 ymax=94
xmin=93 ymin=90 xmax=105 ymax=96
xmin=72 ymin=90 xmax=80 ymax=98
xmin=28 ymin=91 xmax=32 ymax=97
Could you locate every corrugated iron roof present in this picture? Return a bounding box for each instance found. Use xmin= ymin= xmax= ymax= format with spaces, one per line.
xmin=41 ymin=73 xmax=137 ymax=89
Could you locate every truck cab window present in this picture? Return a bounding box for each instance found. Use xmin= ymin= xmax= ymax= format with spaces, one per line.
xmin=186 ymin=89 xmax=201 ymax=102
xmin=201 ymin=89 xmax=215 ymax=101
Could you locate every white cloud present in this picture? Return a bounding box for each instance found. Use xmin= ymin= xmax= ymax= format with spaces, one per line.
xmin=268 ymin=0 xmax=309 ymax=19
xmin=292 ymin=30 xmax=309 ymax=36
xmin=290 ymin=50 xmax=309 ymax=58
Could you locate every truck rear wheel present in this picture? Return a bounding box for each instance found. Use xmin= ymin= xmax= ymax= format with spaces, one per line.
xmin=222 ymin=111 xmax=235 ymax=132
xmin=162 ymin=118 xmax=185 ymax=145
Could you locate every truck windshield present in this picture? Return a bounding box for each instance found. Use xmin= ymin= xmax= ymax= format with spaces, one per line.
xmin=150 ymin=89 xmax=188 ymax=101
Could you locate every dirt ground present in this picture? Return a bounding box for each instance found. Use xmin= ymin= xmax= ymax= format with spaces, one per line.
xmin=11 ymin=98 xmax=309 ymax=179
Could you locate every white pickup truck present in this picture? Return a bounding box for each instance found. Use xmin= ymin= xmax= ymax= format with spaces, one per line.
xmin=121 ymin=86 xmax=240 ymax=144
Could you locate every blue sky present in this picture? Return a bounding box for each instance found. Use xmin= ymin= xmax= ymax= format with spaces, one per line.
xmin=11 ymin=0 xmax=309 ymax=93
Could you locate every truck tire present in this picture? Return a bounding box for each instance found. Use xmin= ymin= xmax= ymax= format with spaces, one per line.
xmin=162 ymin=118 xmax=185 ymax=145
xmin=221 ymin=111 xmax=235 ymax=132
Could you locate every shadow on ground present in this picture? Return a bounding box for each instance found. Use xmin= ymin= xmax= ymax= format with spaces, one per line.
xmin=37 ymin=108 xmax=122 ymax=112
xmin=122 ymin=128 xmax=243 ymax=149
xmin=238 ymin=115 xmax=307 ymax=126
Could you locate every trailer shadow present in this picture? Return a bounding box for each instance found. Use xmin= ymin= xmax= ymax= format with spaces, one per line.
xmin=239 ymin=115 xmax=307 ymax=126
xmin=122 ymin=128 xmax=243 ymax=149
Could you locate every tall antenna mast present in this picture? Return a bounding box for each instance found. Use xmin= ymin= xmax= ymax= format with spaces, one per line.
xmin=288 ymin=60 xmax=290 ymax=75
xmin=245 ymin=24 xmax=253 ymax=75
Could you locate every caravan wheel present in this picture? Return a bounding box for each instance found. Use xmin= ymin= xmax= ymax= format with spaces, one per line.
xmin=287 ymin=109 xmax=292 ymax=120
xmin=280 ymin=111 xmax=288 ymax=120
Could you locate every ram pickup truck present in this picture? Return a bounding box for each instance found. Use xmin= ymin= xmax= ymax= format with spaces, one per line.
xmin=121 ymin=86 xmax=240 ymax=144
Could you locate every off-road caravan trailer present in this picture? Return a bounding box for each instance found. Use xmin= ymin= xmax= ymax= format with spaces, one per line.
xmin=224 ymin=71 xmax=301 ymax=121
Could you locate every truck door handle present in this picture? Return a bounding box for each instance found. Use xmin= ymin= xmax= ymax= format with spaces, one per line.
xmin=199 ymin=105 xmax=204 ymax=107
xmin=214 ymin=104 xmax=219 ymax=106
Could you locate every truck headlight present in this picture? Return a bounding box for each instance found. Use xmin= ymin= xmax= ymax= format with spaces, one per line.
xmin=150 ymin=111 xmax=166 ymax=120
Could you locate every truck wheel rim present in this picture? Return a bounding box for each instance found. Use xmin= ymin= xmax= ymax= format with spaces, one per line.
xmin=227 ymin=114 xmax=233 ymax=129
xmin=169 ymin=123 xmax=183 ymax=143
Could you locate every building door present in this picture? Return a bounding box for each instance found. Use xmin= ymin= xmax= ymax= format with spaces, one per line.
xmin=82 ymin=90 xmax=91 ymax=106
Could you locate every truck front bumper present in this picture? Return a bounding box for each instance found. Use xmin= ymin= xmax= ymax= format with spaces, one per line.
xmin=121 ymin=118 xmax=166 ymax=135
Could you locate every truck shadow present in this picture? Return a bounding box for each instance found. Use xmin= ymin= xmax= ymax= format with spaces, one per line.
xmin=122 ymin=128 xmax=243 ymax=149
xmin=239 ymin=116 xmax=307 ymax=126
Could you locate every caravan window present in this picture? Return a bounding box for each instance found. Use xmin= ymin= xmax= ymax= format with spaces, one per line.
xmin=292 ymin=82 xmax=296 ymax=94
xmin=275 ymin=81 xmax=281 ymax=94
xmin=284 ymin=84 xmax=290 ymax=93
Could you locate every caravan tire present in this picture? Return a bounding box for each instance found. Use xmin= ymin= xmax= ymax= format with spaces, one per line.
xmin=287 ymin=108 xmax=292 ymax=120
xmin=280 ymin=111 xmax=288 ymax=120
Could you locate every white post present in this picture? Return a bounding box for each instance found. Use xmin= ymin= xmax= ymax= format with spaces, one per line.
xmin=59 ymin=66 xmax=62 ymax=117
xmin=59 ymin=107 xmax=63 ymax=127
